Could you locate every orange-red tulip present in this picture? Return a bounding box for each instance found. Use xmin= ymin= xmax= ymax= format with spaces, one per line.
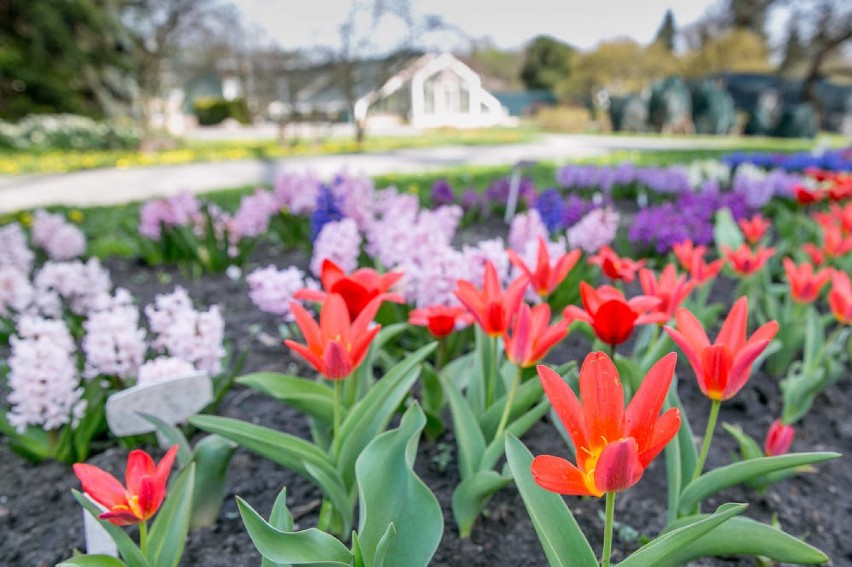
xmin=408 ymin=305 xmax=472 ymax=338
xmin=295 ymin=259 xmax=403 ymax=321
xmin=589 ymin=246 xmax=645 ymax=283
xmin=672 ymin=239 xmax=701 ymax=271
xmin=503 ymin=303 xmax=568 ymax=368
xmin=531 ymin=352 xmax=680 ymax=496
xmin=738 ymin=214 xmax=771 ymax=245
xmin=672 ymin=240 xmax=724 ymax=287
xmin=73 ymin=446 xmax=178 ymax=526
xmin=820 ymin=225 xmax=852 ymax=259
xmin=286 ymin=293 xmax=381 ymax=380
xmin=764 ymin=419 xmax=795 ymax=457
xmin=794 ymin=185 xmax=824 ymax=206
xmin=507 ymin=237 xmax=581 ymax=298
xmin=664 ymin=297 xmax=778 ymax=401
xmin=782 ymin=258 xmax=832 ymax=304
xmin=828 ymin=270 xmax=852 ymax=325
xmin=454 ymin=261 xmax=528 ymax=337
xmin=638 ymin=264 xmax=696 ymax=319
xmin=722 ymin=244 xmax=775 ymax=277
xmin=564 ymin=282 xmax=666 ymax=347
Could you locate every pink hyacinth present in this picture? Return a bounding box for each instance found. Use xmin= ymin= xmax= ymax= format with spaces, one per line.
xmin=6 ymin=316 xmax=85 ymax=433
xmin=273 ymin=171 xmax=321 ymax=214
xmin=31 ymin=210 xmax=86 ymax=260
xmin=566 ymin=206 xmax=620 ymax=253
xmin=0 ymin=223 xmax=35 ymax=275
xmin=137 ymin=356 xmax=198 ymax=388
xmin=462 ymin=238 xmax=511 ymax=288
xmin=331 ymin=173 xmax=376 ymax=231
xmin=82 ymin=289 xmax=147 ymax=380
xmin=0 ymin=266 xmax=35 ymax=317
xmin=145 ymin=287 xmax=225 ymax=375
xmin=33 ymin=258 xmax=112 ymax=317
xmin=247 ymin=265 xmax=316 ymax=321
xmin=508 ymin=209 xmax=548 ymax=253
xmin=310 ymin=219 xmax=361 ymax=277
xmin=230 ymin=188 xmax=279 ymax=241
xmin=139 ymin=192 xmax=201 ymax=240
xmin=401 ymin=244 xmax=469 ymax=308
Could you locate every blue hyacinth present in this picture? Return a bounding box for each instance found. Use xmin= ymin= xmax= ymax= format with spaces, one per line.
xmin=310 ymin=184 xmax=343 ymax=241
xmin=533 ymin=188 xmax=567 ymax=233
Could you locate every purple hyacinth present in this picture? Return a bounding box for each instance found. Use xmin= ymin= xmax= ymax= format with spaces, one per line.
xmin=431 ymin=178 xmax=455 ymax=207
xmin=460 ymin=189 xmax=481 ymax=213
xmin=310 ymin=184 xmax=343 ymax=242
xmin=533 ymin=188 xmax=567 ymax=233
xmin=563 ymin=194 xmax=595 ymax=228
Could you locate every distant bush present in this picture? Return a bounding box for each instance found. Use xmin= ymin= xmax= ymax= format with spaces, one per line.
xmin=0 ymin=114 xmax=141 ymax=151
xmin=193 ymin=97 xmax=251 ymax=126
xmin=533 ymin=105 xmax=592 ymax=132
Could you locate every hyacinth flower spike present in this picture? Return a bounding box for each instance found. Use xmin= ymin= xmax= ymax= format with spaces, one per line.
xmin=664 ymin=297 xmax=778 ymax=478
xmin=507 ymin=236 xmax=582 ymax=298
xmin=532 ymin=352 xmax=680 ymax=567
xmin=73 ymin=445 xmax=178 ymax=526
xmin=295 ymin=258 xmax=403 ymax=321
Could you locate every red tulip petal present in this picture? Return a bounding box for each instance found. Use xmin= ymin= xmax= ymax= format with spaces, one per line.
xmin=593 ymin=438 xmax=643 ymax=493
xmin=482 ymin=261 xmax=500 ymax=300
xmin=625 ymin=353 xmax=677 ymax=449
xmin=725 ymin=338 xmax=772 ymax=400
xmin=638 ymin=408 xmax=681 ymax=467
xmin=292 ymin=288 xmax=327 ymax=303
xmin=284 ymin=340 xmax=323 ymax=372
xmin=322 ymin=341 xmax=352 ymax=380
xmin=125 ymin=449 xmax=156 ymax=496
xmin=351 ymin=325 xmax=382 ymax=372
xmin=136 ymin=476 xmax=163 ymax=521
xmin=592 ymin=300 xmax=637 ymax=345
xmin=99 ymin=509 xmax=143 ymax=526
xmin=73 ymin=463 xmax=127 ymax=510
xmin=579 ymin=352 xmax=624 ymax=450
xmin=351 ymin=296 xmax=383 ymax=338
xmin=531 ymin=455 xmax=597 ymax=496
xmin=716 ymin=296 xmax=748 ymax=351
xmin=154 ymin=445 xmax=179 ymax=487
xmin=320 ymin=294 xmax=350 ymax=342
xmin=579 ymin=281 xmax=602 ymax=314
xmin=320 ymin=259 xmax=346 ymax=291
xmin=537 ymin=365 xmax=589 ymax=453
xmin=563 ymin=305 xmax=592 ymax=325
xmin=700 ymin=344 xmax=734 ymax=400
xmin=290 ymin=302 xmax=322 ymax=350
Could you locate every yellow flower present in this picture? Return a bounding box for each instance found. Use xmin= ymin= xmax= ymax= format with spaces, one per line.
xmin=19 ymin=212 xmax=33 ymax=227
xmin=69 ymin=209 xmax=84 ymax=223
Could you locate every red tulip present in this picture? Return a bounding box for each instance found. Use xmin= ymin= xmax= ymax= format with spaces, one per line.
xmin=73 ymin=446 xmax=178 ymax=526
xmin=503 ymin=303 xmax=568 ymax=368
xmin=828 ymin=270 xmax=852 ymax=325
xmin=638 ymin=264 xmax=696 ymax=319
xmin=722 ymin=244 xmax=775 ymax=277
xmin=507 ymin=236 xmax=581 ymax=298
xmin=589 ymin=246 xmax=645 ymax=283
xmin=285 ymin=293 xmax=381 ymax=380
xmin=563 ymin=282 xmax=667 ymax=347
xmin=764 ymin=419 xmax=795 ymax=457
xmin=802 ymin=243 xmax=826 ymax=267
xmin=820 ymin=225 xmax=852 ymax=259
xmin=454 ymin=261 xmax=528 ymax=337
xmin=672 ymin=240 xmax=724 ymax=287
xmin=295 ymin=259 xmax=403 ymax=321
xmin=738 ymin=214 xmax=771 ymax=245
xmin=531 ymin=352 xmax=680 ymax=496
xmin=782 ymin=258 xmax=832 ymax=304
xmin=664 ymin=297 xmax=778 ymax=401
xmin=672 ymin=239 xmax=701 ymax=271
xmin=794 ymin=185 xmax=824 ymax=206
xmin=408 ymin=305 xmax=472 ymax=338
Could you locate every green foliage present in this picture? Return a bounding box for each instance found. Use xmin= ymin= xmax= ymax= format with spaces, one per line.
xmin=0 ymin=115 xmax=140 ymax=151
xmin=653 ymin=9 xmax=677 ymax=52
xmin=0 ymin=0 xmax=135 ymax=120
xmin=520 ymin=35 xmax=575 ymax=91
xmin=192 ymin=97 xmax=251 ymax=126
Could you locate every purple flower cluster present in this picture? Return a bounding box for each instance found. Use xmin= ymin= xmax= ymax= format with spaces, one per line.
xmin=310 ymin=218 xmax=361 ymax=276
xmin=566 ymin=207 xmax=620 ymax=253
xmin=230 ymin=189 xmax=279 ymax=241
xmin=274 ymin=171 xmax=320 ymax=214
xmin=722 ymin=147 xmax=852 ymax=172
xmin=732 ymin=165 xmax=801 ymax=209
xmin=563 ymin=194 xmax=596 ymax=228
xmin=482 ymin=176 xmax=536 ymax=211
xmin=247 ymin=265 xmax=315 ymax=321
xmin=310 ymin=185 xmax=344 ymax=242
xmin=139 ymin=192 xmax=201 ymax=241
xmin=533 ymin=189 xmax=567 ymax=233
xmin=557 ymin=163 xmax=691 ymax=195
xmin=508 ymin=209 xmax=548 ymax=252
xmin=629 ymin=191 xmax=751 ymax=253
xmin=430 ymin=178 xmax=455 ymax=207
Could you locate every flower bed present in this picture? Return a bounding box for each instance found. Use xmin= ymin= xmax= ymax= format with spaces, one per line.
xmin=0 ymin=155 xmax=850 ymax=566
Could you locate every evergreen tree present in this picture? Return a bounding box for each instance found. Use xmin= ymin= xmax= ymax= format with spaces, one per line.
xmin=519 ymin=35 xmax=575 ymax=91
xmin=653 ymin=9 xmax=677 ymax=52
xmin=0 ymin=0 xmax=135 ymax=121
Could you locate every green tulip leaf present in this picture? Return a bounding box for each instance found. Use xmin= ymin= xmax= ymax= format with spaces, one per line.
xmin=237 ymin=497 xmax=352 ymax=566
xmin=504 ymin=434 xmax=597 ymax=567
xmin=480 ymin=400 xmax=549 ymax=472
xmin=442 ymin=374 xmax=486 ymax=480
xmin=657 ymin=514 xmax=829 ymax=566
xmin=237 ymin=373 xmax=334 ymax=424
xmin=616 ymin=503 xmax=746 ymax=567
xmin=479 ymin=377 xmax=544 ymax=440
xmin=451 ymin=469 xmax=512 ymax=538
xmin=58 ymin=555 xmax=128 ymax=567
xmin=356 ymin=404 xmax=442 ymax=567
xmin=147 ymin=463 xmax=195 ymax=567
xmin=72 ymin=490 xmax=151 ymax=567
xmin=336 ymin=343 xmax=435 ymax=486
xmin=262 ymin=488 xmax=294 ymax=567
xmin=678 ymin=452 xmax=841 ymax=515
xmin=189 ymin=435 xmax=237 ymax=529
xmin=714 ymin=207 xmax=744 ymax=251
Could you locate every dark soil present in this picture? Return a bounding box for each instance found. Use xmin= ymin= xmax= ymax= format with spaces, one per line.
xmin=1 ymin=229 xmax=850 ymax=567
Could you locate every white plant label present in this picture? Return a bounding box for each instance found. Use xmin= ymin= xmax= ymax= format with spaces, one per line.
xmin=83 ymin=498 xmax=118 ymax=557
xmin=106 ymin=373 xmax=213 ymax=438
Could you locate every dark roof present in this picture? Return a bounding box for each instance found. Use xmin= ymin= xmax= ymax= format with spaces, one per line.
xmin=492 ymin=90 xmax=557 ymax=116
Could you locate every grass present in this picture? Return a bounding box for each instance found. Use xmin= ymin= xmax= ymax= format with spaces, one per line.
xmin=0 ymin=127 xmax=536 ymax=175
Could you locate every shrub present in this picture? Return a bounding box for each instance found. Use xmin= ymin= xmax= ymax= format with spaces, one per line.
xmin=533 ymin=105 xmax=592 ymax=132
xmin=192 ymin=97 xmax=251 ymax=126
xmin=0 ymin=114 xmax=141 ymax=151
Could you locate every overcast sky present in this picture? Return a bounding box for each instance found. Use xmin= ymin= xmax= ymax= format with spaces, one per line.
xmin=234 ymin=0 xmax=730 ymax=52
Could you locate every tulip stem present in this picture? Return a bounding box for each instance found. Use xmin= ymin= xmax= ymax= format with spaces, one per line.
xmin=601 ymin=492 xmax=616 ymax=567
xmin=333 ymin=380 xmax=342 ymax=445
xmin=435 ymin=337 xmax=447 ymax=373
xmin=693 ymin=399 xmax=721 ymax=481
xmin=487 ymin=336 xmax=499 ymax=407
xmin=139 ymin=521 xmax=148 ymax=556
xmin=495 ymin=365 xmax=523 ymax=441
